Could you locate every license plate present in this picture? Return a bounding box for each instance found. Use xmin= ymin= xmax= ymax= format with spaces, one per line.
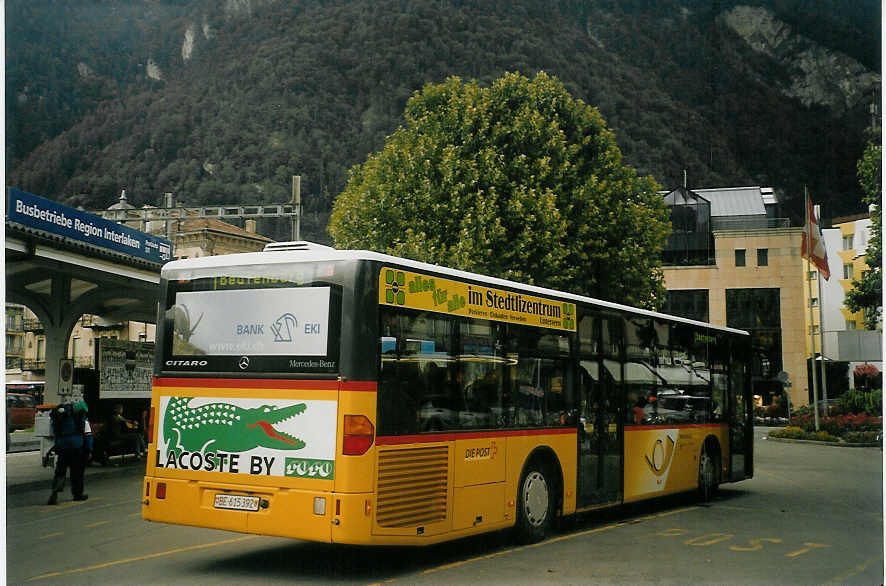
xmin=214 ymin=493 xmax=260 ymax=511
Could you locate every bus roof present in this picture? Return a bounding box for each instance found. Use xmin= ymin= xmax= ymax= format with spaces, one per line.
xmin=161 ymin=242 xmax=748 ymax=337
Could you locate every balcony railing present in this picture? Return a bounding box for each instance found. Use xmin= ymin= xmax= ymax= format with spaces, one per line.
xmin=80 ymin=315 xmax=126 ymax=329
xmin=711 ymin=217 xmax=791 ymax=231
xmin=22 ymin=318 xmax=44 ymax=332
xmin=22 ymin=359 xmax=47 ymax=371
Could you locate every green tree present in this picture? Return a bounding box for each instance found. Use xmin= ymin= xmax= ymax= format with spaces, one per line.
xmin=329 ymin=72 xmax=669 ymax=308
xmin=846 ymin=129 xmax=882 ymax=329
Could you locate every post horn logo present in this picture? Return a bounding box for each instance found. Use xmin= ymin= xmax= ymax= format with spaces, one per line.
xmin=644 ymin=433 xmax=677 ymax=477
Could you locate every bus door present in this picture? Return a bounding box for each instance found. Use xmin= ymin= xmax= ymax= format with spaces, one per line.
xmin=729 ymin=359 xmax=751 ymax=481
xmin=577 ymin=360 xmax=622 ymax=507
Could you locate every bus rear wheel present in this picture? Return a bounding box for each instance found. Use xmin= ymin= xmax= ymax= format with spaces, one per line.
xmin=516 ymin=463 xmax=554 ymax=543
xmin=698 ymin=446 xmax=719 ymax=502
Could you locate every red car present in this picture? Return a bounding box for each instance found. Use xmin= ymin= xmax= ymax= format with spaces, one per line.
xmin=7 ymin=393 xmax=37 ymax=431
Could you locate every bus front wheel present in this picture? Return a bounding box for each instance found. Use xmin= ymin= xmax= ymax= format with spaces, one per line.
xmin=516 ymin=462 xmax=554 ymax=543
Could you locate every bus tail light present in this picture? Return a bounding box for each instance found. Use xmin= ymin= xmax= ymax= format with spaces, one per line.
xmin=156 ymin=482 xmax=167 ymax=500
xmin=148 ymin=407 xmax=155 ymax=444
xmin=342 ymin=415 xmax=374 ymax=455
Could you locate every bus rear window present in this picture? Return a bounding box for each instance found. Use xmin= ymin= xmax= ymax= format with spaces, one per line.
xmin=161 ymin=275 xmax=342 ymax=375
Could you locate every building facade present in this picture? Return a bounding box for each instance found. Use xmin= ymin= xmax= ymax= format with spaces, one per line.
xmin=805 ymin=210 xmax=882 ymax=392
xmin=661 ymin=186 xmax=808 ymax=409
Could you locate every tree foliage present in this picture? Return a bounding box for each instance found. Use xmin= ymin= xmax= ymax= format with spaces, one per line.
xmin=329 ymin=72 xmax=669 ymax=308
xmin=845 ymin=129 xmax=882 ymax=329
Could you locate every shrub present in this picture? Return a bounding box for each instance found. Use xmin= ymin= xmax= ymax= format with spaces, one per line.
xmin=844 ymin=431 xmax=880 ymax=444
xmin=788 ymin=412 xmax=882 ymax=435
xmin=806 ymin=431 xmax=839 ymax=442
xmin=837 ymin=390 xmax=882 ymax=416
xmin=769 ymin=427 xmax=839 ymax=442
xmin=770 ymin=426 xmax=806 ymax=439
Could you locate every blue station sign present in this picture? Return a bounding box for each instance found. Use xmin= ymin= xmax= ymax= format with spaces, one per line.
xmin=7 ymin=188 xmax=173 ymax=263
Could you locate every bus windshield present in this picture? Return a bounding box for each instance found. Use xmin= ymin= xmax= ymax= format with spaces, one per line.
xmin=159 ymin=266 xmax=343 ymax=376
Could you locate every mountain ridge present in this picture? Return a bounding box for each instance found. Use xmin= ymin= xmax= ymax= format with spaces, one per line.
xmin=6 ymin=0 xmax=880 ymax=242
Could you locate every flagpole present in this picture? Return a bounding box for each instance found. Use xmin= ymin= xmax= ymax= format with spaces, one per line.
xmin=815 ymin=202 xmax=829 ymax=411
xmin=807 ymin=259 xmax=821 ymax=431
xmin=805 ymin=188 xmax=821 ymax=431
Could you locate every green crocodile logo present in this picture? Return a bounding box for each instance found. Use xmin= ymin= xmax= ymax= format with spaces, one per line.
xmin=163 ymin=397 xmax=307 ymax=456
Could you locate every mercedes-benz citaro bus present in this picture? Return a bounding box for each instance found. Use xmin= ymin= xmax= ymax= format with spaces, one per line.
xmin=143 ymin=241 xmax=754 ymax=545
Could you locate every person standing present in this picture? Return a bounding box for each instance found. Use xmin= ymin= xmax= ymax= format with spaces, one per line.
xmin=47 ymin=400 xmax=92 ymax=505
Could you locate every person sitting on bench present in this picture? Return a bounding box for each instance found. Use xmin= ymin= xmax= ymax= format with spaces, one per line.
xmin=110 ymin=403 xmax=145 ymax=459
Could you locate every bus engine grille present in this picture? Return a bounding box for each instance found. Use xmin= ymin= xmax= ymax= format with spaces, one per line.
xmin=376 ymin=446 xmax=449 ymax=528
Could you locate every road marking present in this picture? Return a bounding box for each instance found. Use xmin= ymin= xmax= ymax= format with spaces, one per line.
xmin=418 ymin=507 xmax=700 ymax=578
xmin=38 ymin=532 xmax=64 ymax=540
xmin=684 ymin=533 xmax=733 ymax=546
xmin=785 ymin=542 xmax=829 ymax=558
xmin=26 ymin=535 xmax=259 ymax=582
xmin=86 ymin=520 xmax=109 ymax=528
xmin=729 ymin=537 xmax=782 ymax=552
xmin=824 ymin=553 xmax=884 ymax=584
xmin=655 ymin=528 xmax=689 ymax=536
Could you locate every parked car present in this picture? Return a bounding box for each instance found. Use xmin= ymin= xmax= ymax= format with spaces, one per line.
xmin=7 ymin=393 xmax=37 ymax=431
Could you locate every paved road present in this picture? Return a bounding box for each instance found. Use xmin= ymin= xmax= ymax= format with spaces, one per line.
xmin=6 ymin=429 xmax=883 ymax=585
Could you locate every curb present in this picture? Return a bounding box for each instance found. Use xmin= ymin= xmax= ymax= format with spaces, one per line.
xmin=766 ymin=436 xmax=880 ymax=448
xmin=6 ymin=461 xmax=146 ymax=495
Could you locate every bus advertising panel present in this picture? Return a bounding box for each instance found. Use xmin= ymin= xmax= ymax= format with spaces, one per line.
xmin=379 ymin=267 xmax=576 ymax=332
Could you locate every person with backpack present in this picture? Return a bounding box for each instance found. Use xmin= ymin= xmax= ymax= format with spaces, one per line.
xmin=47 ymin=399 xmax=93 ymax=505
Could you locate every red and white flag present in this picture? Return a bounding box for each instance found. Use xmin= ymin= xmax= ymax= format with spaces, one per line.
xmin=801 ymin=195 xmax=830 ymax=280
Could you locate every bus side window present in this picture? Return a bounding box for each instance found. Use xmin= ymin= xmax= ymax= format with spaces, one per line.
xmin=458 ymin=319 xmax=504 ymax=430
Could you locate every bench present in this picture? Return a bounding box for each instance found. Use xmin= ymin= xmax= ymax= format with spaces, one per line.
xmin=90 ymin=422 xmax=141 ymax=466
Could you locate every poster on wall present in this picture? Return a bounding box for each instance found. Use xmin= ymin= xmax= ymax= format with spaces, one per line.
xmin=99 ymin=339 xmax=154 ymax=399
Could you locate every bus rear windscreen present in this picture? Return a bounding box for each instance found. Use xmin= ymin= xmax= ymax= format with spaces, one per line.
xmin=160 ymin=276 xmax=342 ymax=375
xmin=172 ymin=287 xmax=330 ymax=356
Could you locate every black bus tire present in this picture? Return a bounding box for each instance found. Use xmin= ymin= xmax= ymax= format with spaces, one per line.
xmin=515 ymin=461 xmax=554 ymax=544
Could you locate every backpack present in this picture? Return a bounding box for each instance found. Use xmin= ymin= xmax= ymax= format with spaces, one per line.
xmin=50 ymin=404 xmax=85 ymax=441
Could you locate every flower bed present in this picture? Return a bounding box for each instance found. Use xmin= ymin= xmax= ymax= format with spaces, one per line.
xmin=769 ymin=413 xmax=882 ymax=445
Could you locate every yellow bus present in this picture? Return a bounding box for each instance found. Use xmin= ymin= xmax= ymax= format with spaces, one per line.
xmin=142 ymin=242 xmax=753 ymax=545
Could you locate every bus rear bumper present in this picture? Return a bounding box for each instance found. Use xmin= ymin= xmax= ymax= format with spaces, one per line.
xmin=141 ymin=476 xmax=374 ymax=544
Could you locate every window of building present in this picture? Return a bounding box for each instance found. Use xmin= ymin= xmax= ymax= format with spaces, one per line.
xmin=725 ymin=288 xmax=782 ymax=380
xmin=36 ymin=337 xmax=46 ymax=361
xmin=843 ymin=264 xmax=854 ymax=280
xmin=809 ymin=297 xmax=819 ymax=308
xmin=845 ymin=320 xmax=857 ymax=330
xmin=735 ymin=249 xmax=746 ymax=267
xmin=808 ymin=271 xmax=817 ymax=281
xmin=664 ymin=290 xmax=710 ymax=323
xmin=757 ymin=248 xmax=768 ymax=266
xmin=842 ymin=234 xmax=854 ymax=250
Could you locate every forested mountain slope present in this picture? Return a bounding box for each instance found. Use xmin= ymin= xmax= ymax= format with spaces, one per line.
xmin=6 ymin=0 xmax=879 ymax=242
